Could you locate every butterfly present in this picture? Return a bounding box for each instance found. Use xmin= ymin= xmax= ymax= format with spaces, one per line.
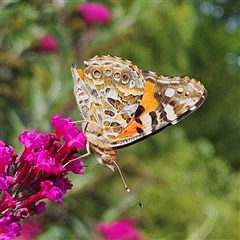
xmin=71 ymin=55 xmax=207 ymax=171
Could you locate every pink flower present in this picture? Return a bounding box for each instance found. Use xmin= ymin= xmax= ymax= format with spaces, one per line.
xmin=0 ymin=212 xmax=22 ymax=239
xmin=0 ymin=114 xmax=86 ymax=238
xmin=98 ymin=218 xmax=144 ymax=240
xmin=77 ymin=3 xmax=111 ymax=26
xmin=38 ymin=35 xmax=58 ymax=53
xmin=52 ymin=114 xmax=86 ymax=149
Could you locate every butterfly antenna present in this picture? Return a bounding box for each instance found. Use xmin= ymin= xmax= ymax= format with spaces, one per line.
xmin=113 ymin=161 xmax=143 ymax=207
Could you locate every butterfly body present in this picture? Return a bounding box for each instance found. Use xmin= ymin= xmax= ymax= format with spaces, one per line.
xmin=72 ymin=55 xmax=207 ymax=170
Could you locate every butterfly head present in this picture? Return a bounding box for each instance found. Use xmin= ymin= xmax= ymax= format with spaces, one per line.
xmin=96 ymin=153 xmax=116 ymax=171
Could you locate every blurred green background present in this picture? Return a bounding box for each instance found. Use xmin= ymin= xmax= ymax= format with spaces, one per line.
xmin=1 ymin=0 xmax=239 ymax=239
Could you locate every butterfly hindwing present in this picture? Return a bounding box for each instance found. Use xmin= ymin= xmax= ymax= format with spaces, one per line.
xmin=72 ymin=55 xmax=146 ymax=142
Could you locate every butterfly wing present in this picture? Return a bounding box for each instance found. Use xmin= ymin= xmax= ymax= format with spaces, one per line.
xmin=72 ymin=55 xmax=146 ymax=145
xmin=109 ymin=70 xmax=207 ymax=148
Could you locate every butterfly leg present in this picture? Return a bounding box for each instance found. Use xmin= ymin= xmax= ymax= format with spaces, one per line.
xmin=79 ymin=141 xmax=92 ymax=159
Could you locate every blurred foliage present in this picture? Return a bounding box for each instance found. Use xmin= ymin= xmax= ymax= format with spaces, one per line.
xmin=1 ymin=0 xmax=239 ymax=239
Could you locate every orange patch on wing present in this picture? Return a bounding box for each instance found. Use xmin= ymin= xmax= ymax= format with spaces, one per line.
xmin=77 ymin=69 xmax=85 ymax=79
xmin=117 ymin=81 xmax=158 ymax=139
xmin=118 ymin=119 xmax=146 ymax=138
xmin=140 ymin=81 xmax=158 ymax=113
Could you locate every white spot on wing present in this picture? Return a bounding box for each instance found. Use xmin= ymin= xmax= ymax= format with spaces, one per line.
xmin=163 ymin=104 xmax=177 ymax=121
xmin=141 ymin=114 xmax=152 ymax=133
xmin=177 ymin=87 xmax=184 ymax=93
xmin=165 ymin=88 xmax=175 ymax=97
xmin=190 ymin=105 xmax=197 ymax=111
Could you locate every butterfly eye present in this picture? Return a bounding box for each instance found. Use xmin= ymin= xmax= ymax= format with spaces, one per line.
xmin=105 ymin=69 xmax=112 ymax=76
xmin=121 ymin=73 xmax=130 ymax=84
xmin=93 ymin=69 xmax=102 ymax=78
xmin=113 ymin=72 xmax=121 ymax=81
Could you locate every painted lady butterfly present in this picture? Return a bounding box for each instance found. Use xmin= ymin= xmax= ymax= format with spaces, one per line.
xmin=71 ymin=55 xmax=207 ymax=171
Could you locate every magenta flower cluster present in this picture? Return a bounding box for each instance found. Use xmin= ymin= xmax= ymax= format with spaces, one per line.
xmin=77 ymin=2 xmax=111 ymax=26
xmin=38 ymin=35 xmax=59 ymax=53
xmin=0 ymin=114 xmax=86 ymax=239
xmin=98 ymin=218 xmax=144 ymax=240
xmin=35 ymin=3 xmax=111 ymax=54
